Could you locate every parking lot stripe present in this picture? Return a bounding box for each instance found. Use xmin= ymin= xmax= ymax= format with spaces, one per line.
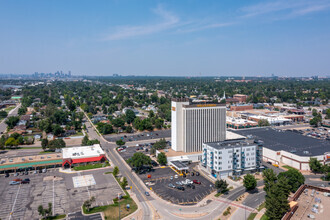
xmin=8 ymin=184 xmax=21 ymax=220
xmin=53 ymin=178 xmax=55 ymax=216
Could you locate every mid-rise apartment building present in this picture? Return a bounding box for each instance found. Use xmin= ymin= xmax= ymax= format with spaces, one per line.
xmin=202 ymin=140 xmax=262 ymax=178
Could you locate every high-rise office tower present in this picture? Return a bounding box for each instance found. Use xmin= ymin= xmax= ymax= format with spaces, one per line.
xmin=171 ymin=98 xmax=226 ymax=152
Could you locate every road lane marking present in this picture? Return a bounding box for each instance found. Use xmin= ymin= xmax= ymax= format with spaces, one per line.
xmin=8 ymin=184 xmax=21 ymax=220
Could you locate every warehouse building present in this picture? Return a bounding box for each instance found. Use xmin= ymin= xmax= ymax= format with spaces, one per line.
xmin=62 ymin=144 xmax=107 ymax=168
xmin=201 ymin=139 xmax=263 ymax=178
xmin=171 ymin=98 xmax=226 ymax=152
xmin=235 ymin=128 xmax=330 ymax=170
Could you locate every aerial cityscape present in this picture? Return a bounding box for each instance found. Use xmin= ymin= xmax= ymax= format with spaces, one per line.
xmin=1 ymin=1 xmax=330 ymax=220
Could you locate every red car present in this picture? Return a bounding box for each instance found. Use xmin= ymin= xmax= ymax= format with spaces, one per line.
xmin=193 ymin=180 xmax=201 ymax=184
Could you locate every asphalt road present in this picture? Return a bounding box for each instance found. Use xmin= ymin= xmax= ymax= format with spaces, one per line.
xmin=0 ymin=104 xmax=20 ymax=135
xmin=84 ymin=119 xmax=155 ymax=220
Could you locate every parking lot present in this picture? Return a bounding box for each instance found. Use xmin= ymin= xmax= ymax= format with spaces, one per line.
xmin=104 ymin=129 xmax=171 ymax=142
xmin=0 ymin=168 xmax=123 ymax=220
xmin=139 ymin=165 xmax=215 ymax=205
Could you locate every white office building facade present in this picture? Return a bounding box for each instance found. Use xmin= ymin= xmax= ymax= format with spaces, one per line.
xmin=171 ymin=98 xmax=226 ymax=152
xmin=202 ymin=140 xmax=262 ymax=178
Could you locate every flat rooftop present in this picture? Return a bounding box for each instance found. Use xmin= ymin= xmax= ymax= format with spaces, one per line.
xmin=291 ymin=188 xmax=330 ymax=220
xmin=234 ymin=128 xmax=330 ymax=157
xmin=205 ymin=139 xmax=256 ymax=150
xmin=62 ymin=144 xmax=104 ymax=159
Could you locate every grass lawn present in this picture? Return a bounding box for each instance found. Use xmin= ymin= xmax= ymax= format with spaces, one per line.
xmin=44 ymin=214 xmax=66 ymax=220
xmin=70 ymin=131 xmax=83 ymax=137
xmin=103 ymin=196 xmax=138 ymax=220
xmin=257 ymin=202 xmax=266 ymax=211
xmin=73 ymin=161 xmax=110 ymax=171
xmin=215 ymin=192 xmax=222 ymax=197
xmin=104 ymin=171 xmax=112 ymax=174
xmin=260 ymin=214 xmax=269 ymax=220
xmin=282 ymin=165 xmax=297 ymax=170
xmin=4 ymin=106 xmax=15 ymax=113
xmin=19 ymin=146 xmax=42 ymax=149
xmin=247 ymin=212 xmax=257 ymax=220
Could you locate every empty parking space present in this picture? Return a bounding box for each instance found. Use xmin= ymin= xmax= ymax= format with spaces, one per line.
xmin=105 ymin=129 xmax=171 ymax=142
xmin=151 ymin=173 xmax=215 ymax=205
xmin=0 ymin=168 xmax=124 ymax=220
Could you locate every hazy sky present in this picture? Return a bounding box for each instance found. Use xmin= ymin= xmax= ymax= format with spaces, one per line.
xmin=1 ymin=0 xmax=330 ymax=77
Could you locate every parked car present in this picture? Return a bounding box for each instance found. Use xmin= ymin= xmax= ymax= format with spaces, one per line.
xmin=196 ymin=172 xmax=200 ymax=176
xmin=33 ymin=170 xmax=37 ymax=174
xmin=193 ymin=180 xmax=201 ymax=184
xmin=176 ymin=186 xmax=185 ymax=191
xmin=186 ymin=179 xmax=193 ymax=184
xmin=24 ymin=171 xmax=28 ymax=175
xmin=174 ymin=175 xmax=178 ymax=178
xmin=9 ymin=181 xmax=20 ymax=185
xmin=21 ymin=179 xmax=30 ymax=184
xmin=191 ymin=172 xmax=195 ymax=176
xmin=266 ymin=161 xmax=272 ymax=165
xmin=13 ymin=178 xmax=22 ymax=182
xmin=168 ymin=183 xmax=175 ymax=188
xmin=187 ymin=184 xmax=195 ymax=189
xmin=14 ymin=173 xmax=19 ymax=177
xmin=145 ymin=191 xmax=150 ymax=196
xmin=170 ymin=176 xmax=173 ymax=180
xmin=5 ymin=173 xmax=10 ymax=178
xmin=176 ymin=181 xmax=183 ymax=186
xmin=42 ymin=168 xmax=47 ymax=173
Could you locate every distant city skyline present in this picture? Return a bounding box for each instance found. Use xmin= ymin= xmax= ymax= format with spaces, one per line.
xmin=1 ymin=0 xmax=330 ymax=77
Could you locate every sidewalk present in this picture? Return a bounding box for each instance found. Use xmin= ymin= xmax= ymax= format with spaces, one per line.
xmin=254 ymin=208 xmax=266 ymax=220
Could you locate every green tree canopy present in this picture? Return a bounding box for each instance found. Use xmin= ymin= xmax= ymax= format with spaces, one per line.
xmin=243 ymin=174 xmax=257 ymax=190
xmin=127 ymin=152 xmax=152 ymax=171
xmin=157 ymin=152 xmax=167 ymax=165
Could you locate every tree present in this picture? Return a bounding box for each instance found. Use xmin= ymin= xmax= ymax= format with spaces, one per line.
xmin=48 ymin=139 xmax=66 ymax=151
xmin=125 ymin=109 xmax=136 ymax=124
xmin=157 ymin=152 xmax=167 ymax=165
xmin=113 ymin=166 xmax=119 ymax=177
xmin=309 ymin=158 xmax=322 ymax=173
xmin=18 ymin=106 xmax=27 ymax=115
xmin=83 ymin=196 xmax=95 ymax=212
xmin=265 ymin=183 xmax=289 ymax=220
xmin=278 ymin=169 xmax=305 ymax=193
xmin=52 ymin=124 xmax=64 ymax=136
xmin=127 ymin=152 xmax=152 ymax=172
xmin=262 ymin=169 xmax=277 ymax=193
xmin=155 ymin=118 xmax=164 ymax=129
xmin=215 ymin=179 xmax=229 ymax=193
xmin=5 ymin=116 xmax=19 ymax=129
xmin=0 ymin=110 xmax=8 ymax=119
xmin=112 ymin=118 xmax=125 ymax=128
xmin=17 ymin=136 xmax=24 ymax=145
xmin=153 ymin=138 xmax=167 ymax=150
xmin=82 ymin=135 xmax=89 ymax=145
xmin=41 ymin=139 xmax=48 ymax=151
xmin=126 ymin=125 xmax=133 ymax=133
xmin=5 ymin=137 xmax=18 ymax=147
xmin=148 ymin=110 xmax=155 ymax=118
xmin=310 ymin=113 xmax=322 ymax=127
xmin=116 ymin=139 xmax=125 ymax=146
xmin=243 ymin=174 xmax=257 ymax=190
xmin=38 ymin=203 xmax=52 ymax=219
xmin=258 ymin=119 xmax=270 ymax=127
xmin=121 ymin=177 xmax=128 ymax=189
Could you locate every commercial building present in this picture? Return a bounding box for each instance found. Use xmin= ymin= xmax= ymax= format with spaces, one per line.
xmin=235 ymin=128 xmax=330 ymax=170
xmin=171 ymin=98 xmax=226 ymax=152
xmin=201 ymin=139 xmax=262 ymax=178
xmin=233 ymin=94 xmax=247 ymax=103
xmin=226 ymin=117 xmax=258 ymax=129
xmin=62 ymin=144 xmax=107 ymax=168
xmin=230 ymin=104 xmax=253 ymax=111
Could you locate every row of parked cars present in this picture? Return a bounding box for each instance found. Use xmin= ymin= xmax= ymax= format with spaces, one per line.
xmin=168 ymin=179 xmax=202 ymax=191
xmin=4 ymin=168 xmax=48 ymax=178
xmin=9 ymin=178 xmax=30 ymax=185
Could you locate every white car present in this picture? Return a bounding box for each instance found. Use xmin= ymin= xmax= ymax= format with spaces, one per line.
xmin=174 ymin=175 xmax=178 ymax=179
